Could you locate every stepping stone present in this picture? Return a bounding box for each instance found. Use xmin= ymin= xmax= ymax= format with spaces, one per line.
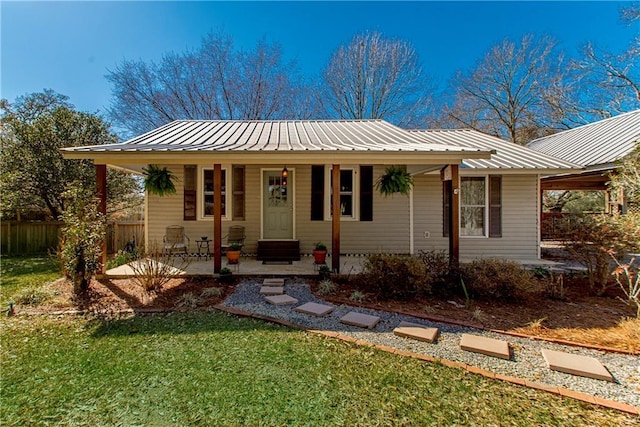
xmin=263 ymin=278 xmax=285 ymax=286
xmin=460 ymin=334 xmax=511 ymax=360
xmin=265 ymin=294 xmax=298 ymax=306
xmin=294 ymin=302 xmax=334 ymax=317
xmin=541 ymin=348 xmax=613 ymax=382
xmin=340 ymin=311 xmax=381 ymax=329
xmin=259 ymin=286 xmax=284 ymax=295
xmin=393 ymin=321 xmax=439 ymax=343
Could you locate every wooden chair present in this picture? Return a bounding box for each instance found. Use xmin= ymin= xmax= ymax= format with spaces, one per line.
xmin=163 ymin=225 xmax=190 ymax=257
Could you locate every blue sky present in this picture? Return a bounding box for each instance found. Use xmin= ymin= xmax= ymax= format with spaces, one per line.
xmin=1 ymin=1 xmax=636 ymax=115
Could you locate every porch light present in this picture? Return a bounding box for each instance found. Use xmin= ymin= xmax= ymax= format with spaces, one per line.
xmin=282 ymin=166 xmax=288 ymax=186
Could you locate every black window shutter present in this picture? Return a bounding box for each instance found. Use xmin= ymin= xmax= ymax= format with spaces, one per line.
xmin=311 ymin=165 xmax=324 ymax=220
xmin=443 ymin=180 xmax=451 ymax=237
xmin=489 ymin=175 xmax=502 ymax=237
xmin=183 ymin=165 xmax=197 ymax=221
xmin=360 ymin=165 xmax=373 ymax=221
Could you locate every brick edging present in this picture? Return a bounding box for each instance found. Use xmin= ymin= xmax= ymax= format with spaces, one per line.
xmin=213 ymin=304 xmax=640 ymax=416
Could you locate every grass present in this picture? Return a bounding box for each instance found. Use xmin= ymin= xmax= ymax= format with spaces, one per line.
xmin=0 ymin=255 xmax=60 ymax=306
xmin=1 ymin=312 xmax=637 ymax=426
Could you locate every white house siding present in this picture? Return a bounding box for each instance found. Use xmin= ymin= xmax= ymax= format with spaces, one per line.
xmin=146 ymin=164 xmax=410 ymax=255
xmin=412 ymin=174 xmax=540 ymax=261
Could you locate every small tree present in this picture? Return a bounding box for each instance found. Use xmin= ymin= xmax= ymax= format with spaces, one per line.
xmin=58 ymin=183 xmax=106 ymax=294
xmin=560 ymin=213 xmax=640 ymax=294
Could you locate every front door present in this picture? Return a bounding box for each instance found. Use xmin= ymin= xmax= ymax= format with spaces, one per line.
xmin=262 ymin=170 xmax=294 ymax=239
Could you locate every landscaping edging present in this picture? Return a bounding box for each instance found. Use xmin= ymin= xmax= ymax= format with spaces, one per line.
xmin=213 ymin=303 xmax=640 ymax=416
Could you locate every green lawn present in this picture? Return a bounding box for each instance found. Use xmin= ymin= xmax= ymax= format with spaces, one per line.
xmin=1 ymin=312 xmax=636 ymax=426
xmin=0 ymin=256 xmax=636 ymax=426
xmin=0 ymin=255 xmax=60 ymax=306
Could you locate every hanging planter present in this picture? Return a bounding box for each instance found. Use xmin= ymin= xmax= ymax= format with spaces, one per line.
xmin=143 ymin=165 xmax=177 ymax=196
xmin=375 ymin=165 xmax=414 ymax=197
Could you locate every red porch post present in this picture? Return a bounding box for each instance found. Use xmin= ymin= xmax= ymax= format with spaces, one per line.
xmin=332 ymin=164 xmax=341 ymax=273
xmin=96 ymin=164 xmax=107 ymax=274
xmin=213 ymin=164 xmax=222 ymax=273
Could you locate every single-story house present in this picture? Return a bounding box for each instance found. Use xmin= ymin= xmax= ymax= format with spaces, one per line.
xmin=62 ymin=120 xmax=577 ymax=273
xmin=527 ymin=109 xmax=640 ymax=213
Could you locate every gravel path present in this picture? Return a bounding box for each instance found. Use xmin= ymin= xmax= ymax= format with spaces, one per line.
xmin=222 ymin=278 xmax=640 ymax=408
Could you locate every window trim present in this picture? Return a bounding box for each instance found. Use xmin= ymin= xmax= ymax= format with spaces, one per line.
xmin=199 ymin=165 xmax=229 ymax=221
xmin=324 ymin=166 xmax=360 ymax=221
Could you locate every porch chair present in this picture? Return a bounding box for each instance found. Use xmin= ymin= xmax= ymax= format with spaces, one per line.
xmin=163 ymin=225 xmax=190 ymax=258
xmin=221 ymin=225 xmax=246 ymax=254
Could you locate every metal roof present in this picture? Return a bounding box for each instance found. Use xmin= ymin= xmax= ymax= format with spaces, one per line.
xmin=409 ymin=128 xmax=580 ymax=171
xmin=64 ymin=120 xmax=489 ymax=154
xmin=526 ymin=109 xmax=640 ymax=169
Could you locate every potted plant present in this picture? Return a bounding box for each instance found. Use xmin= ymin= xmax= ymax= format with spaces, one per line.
xmin=375 ymin=165 xmax=414 ymax=197
xmin=313 ymin=242 xmax=328 ymax=264
xmin=218 ymin=267 xmax=232 ymax=282
xmin=226 ymin=242 xmax=242 ymax=264
xmin=318 ymin=264 xmax=331 ymax=280
xmin=142 ymin=164 xmax=177 ymax=196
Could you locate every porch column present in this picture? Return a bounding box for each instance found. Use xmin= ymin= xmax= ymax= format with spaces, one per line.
xmin=96 ymin=164 xmax=107 ymax=274
xmin=213 ymin=163 xmax=222 ymax=273
xmin=332 ymin=164 xmax=341 ymax=273
xmin=450 ymin=164 xmax=460 ymax=265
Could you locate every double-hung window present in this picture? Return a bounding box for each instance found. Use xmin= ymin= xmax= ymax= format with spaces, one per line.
xmin=456 ymin=175 xmax=502 ymax=238
xmin=326 ymin=168 xmax=357 ymax=219
xmin=202 ymin=168 xmax=226 ymax=217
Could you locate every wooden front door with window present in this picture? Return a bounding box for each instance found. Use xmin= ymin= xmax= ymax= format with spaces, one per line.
xmin=262 ymin=170 xmax=294 ymax=239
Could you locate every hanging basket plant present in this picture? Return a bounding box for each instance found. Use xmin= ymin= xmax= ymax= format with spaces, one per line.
xmin=375 ymin=165 xmax=414 ymax=197
xmin=142 ymin=164 xmax=177 ymax=196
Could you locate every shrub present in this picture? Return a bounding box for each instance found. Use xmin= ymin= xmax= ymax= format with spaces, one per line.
xmin=349 ymin=290 xmax=366 ymax=303
xmin=130 ymin=243 xmax=190 ymax=293
xmin=459 ymin=259 xmax=534 ymax=301
xmin=317 ymin=279 xmax=337 ymax=296
xmin=201 ymin=287 xmax=224 ymax=298
xmin=611 ymin=255 xmax=640 ymax=318
xmin=106 ymin=249 xmax=138 ymax=270
xmin=359 ymin=254 xmax=429 ymax=300
xmin=14 ymin=288 xmax=52 ymax=306
xmin=58 ymin=183 xmax=106 ymax=294
xmin=418 ymin=250 xmax=455 ymax=296
xmin=559 ymin=213 xmax=640 ymax=294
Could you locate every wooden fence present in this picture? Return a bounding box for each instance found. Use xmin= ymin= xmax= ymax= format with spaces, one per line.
xmin=1 ymin=221 xmax=144 ymax=256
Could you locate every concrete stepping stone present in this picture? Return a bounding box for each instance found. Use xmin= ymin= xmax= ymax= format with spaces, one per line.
xmin=340 ymin=311 xmax=381 ymax=329
xmin=294 ymin=302 xmax=334 ymax=317
xmin=263 ymin=278 xmax=285 ymax=286
xmin=460 ymin=334 xmax=511 ymax=360
xmin=393 ymin=321 xmax=439 ymax=343
xmin=265 ymin=294 xmax=298 ymax=306
xmin=259 ymin=286 xmax=284 ymax=295
xmin=541 ymin=348 xmax=613 ymax=382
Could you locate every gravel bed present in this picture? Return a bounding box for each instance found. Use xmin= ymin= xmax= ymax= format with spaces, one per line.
xmin=222 ymin=279 xmax=640 ymax=407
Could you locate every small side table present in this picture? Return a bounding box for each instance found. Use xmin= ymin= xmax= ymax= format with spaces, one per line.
xmin=196 ymin=239 xmax=211 ymax=260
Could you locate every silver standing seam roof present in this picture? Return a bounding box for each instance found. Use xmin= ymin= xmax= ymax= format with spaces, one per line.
xmin=409 ymin=128 xmax=580 ymax=170
xmin=526 ymin=109 xmax=640 ymax=169
xmin=64 ymin=120 xmax=488 ymax=154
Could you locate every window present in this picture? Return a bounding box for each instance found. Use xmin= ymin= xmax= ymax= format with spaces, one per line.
xmin=203 ymin=168 xmax=226 ymax=217
xmin=458 ymin=176 xmax=502 ymax=237
xmin=461 ymin=177 xmax=485 ymax=236
xmin=327 ymin=168 xmax=357 ymax=219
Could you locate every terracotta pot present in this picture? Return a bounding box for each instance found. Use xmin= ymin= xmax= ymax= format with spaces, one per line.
xmin=226 ymin=250 xmax=241 ymax=264
xmin=313 ymin=249 xmax=327 ymax=264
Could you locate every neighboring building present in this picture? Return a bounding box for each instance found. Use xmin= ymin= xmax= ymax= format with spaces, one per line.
xmin=527 ymin=110 xmax=640 ymax=213
xmin=62 ymin=120 xmax=577 ymax=273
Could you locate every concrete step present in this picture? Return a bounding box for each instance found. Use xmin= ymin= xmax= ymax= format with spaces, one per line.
xmin=263 ymin=278 xmax=285 ymax=286
xmin=259 ymin=286 xmax=284 ymax=295
xmin=340 ymin=311 xmax=381 ymax=329
xmin=541 ymin=348 xmax=613 ymax=382
xmin=294 ymin=302 xmax=335 ymax=317
xmin=265 ymin=294 xmax=299 ymax=306
xmin=460 ymin=334 xmax=511 ymax=360
xmin=393 ymin=321 xmax=439 ymax=343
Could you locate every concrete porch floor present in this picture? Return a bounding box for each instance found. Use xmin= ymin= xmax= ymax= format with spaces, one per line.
xmin=105 ymin=255 xmax=366 ymax=277
xmin=104 ymin=254 xmax=560 ymax=278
